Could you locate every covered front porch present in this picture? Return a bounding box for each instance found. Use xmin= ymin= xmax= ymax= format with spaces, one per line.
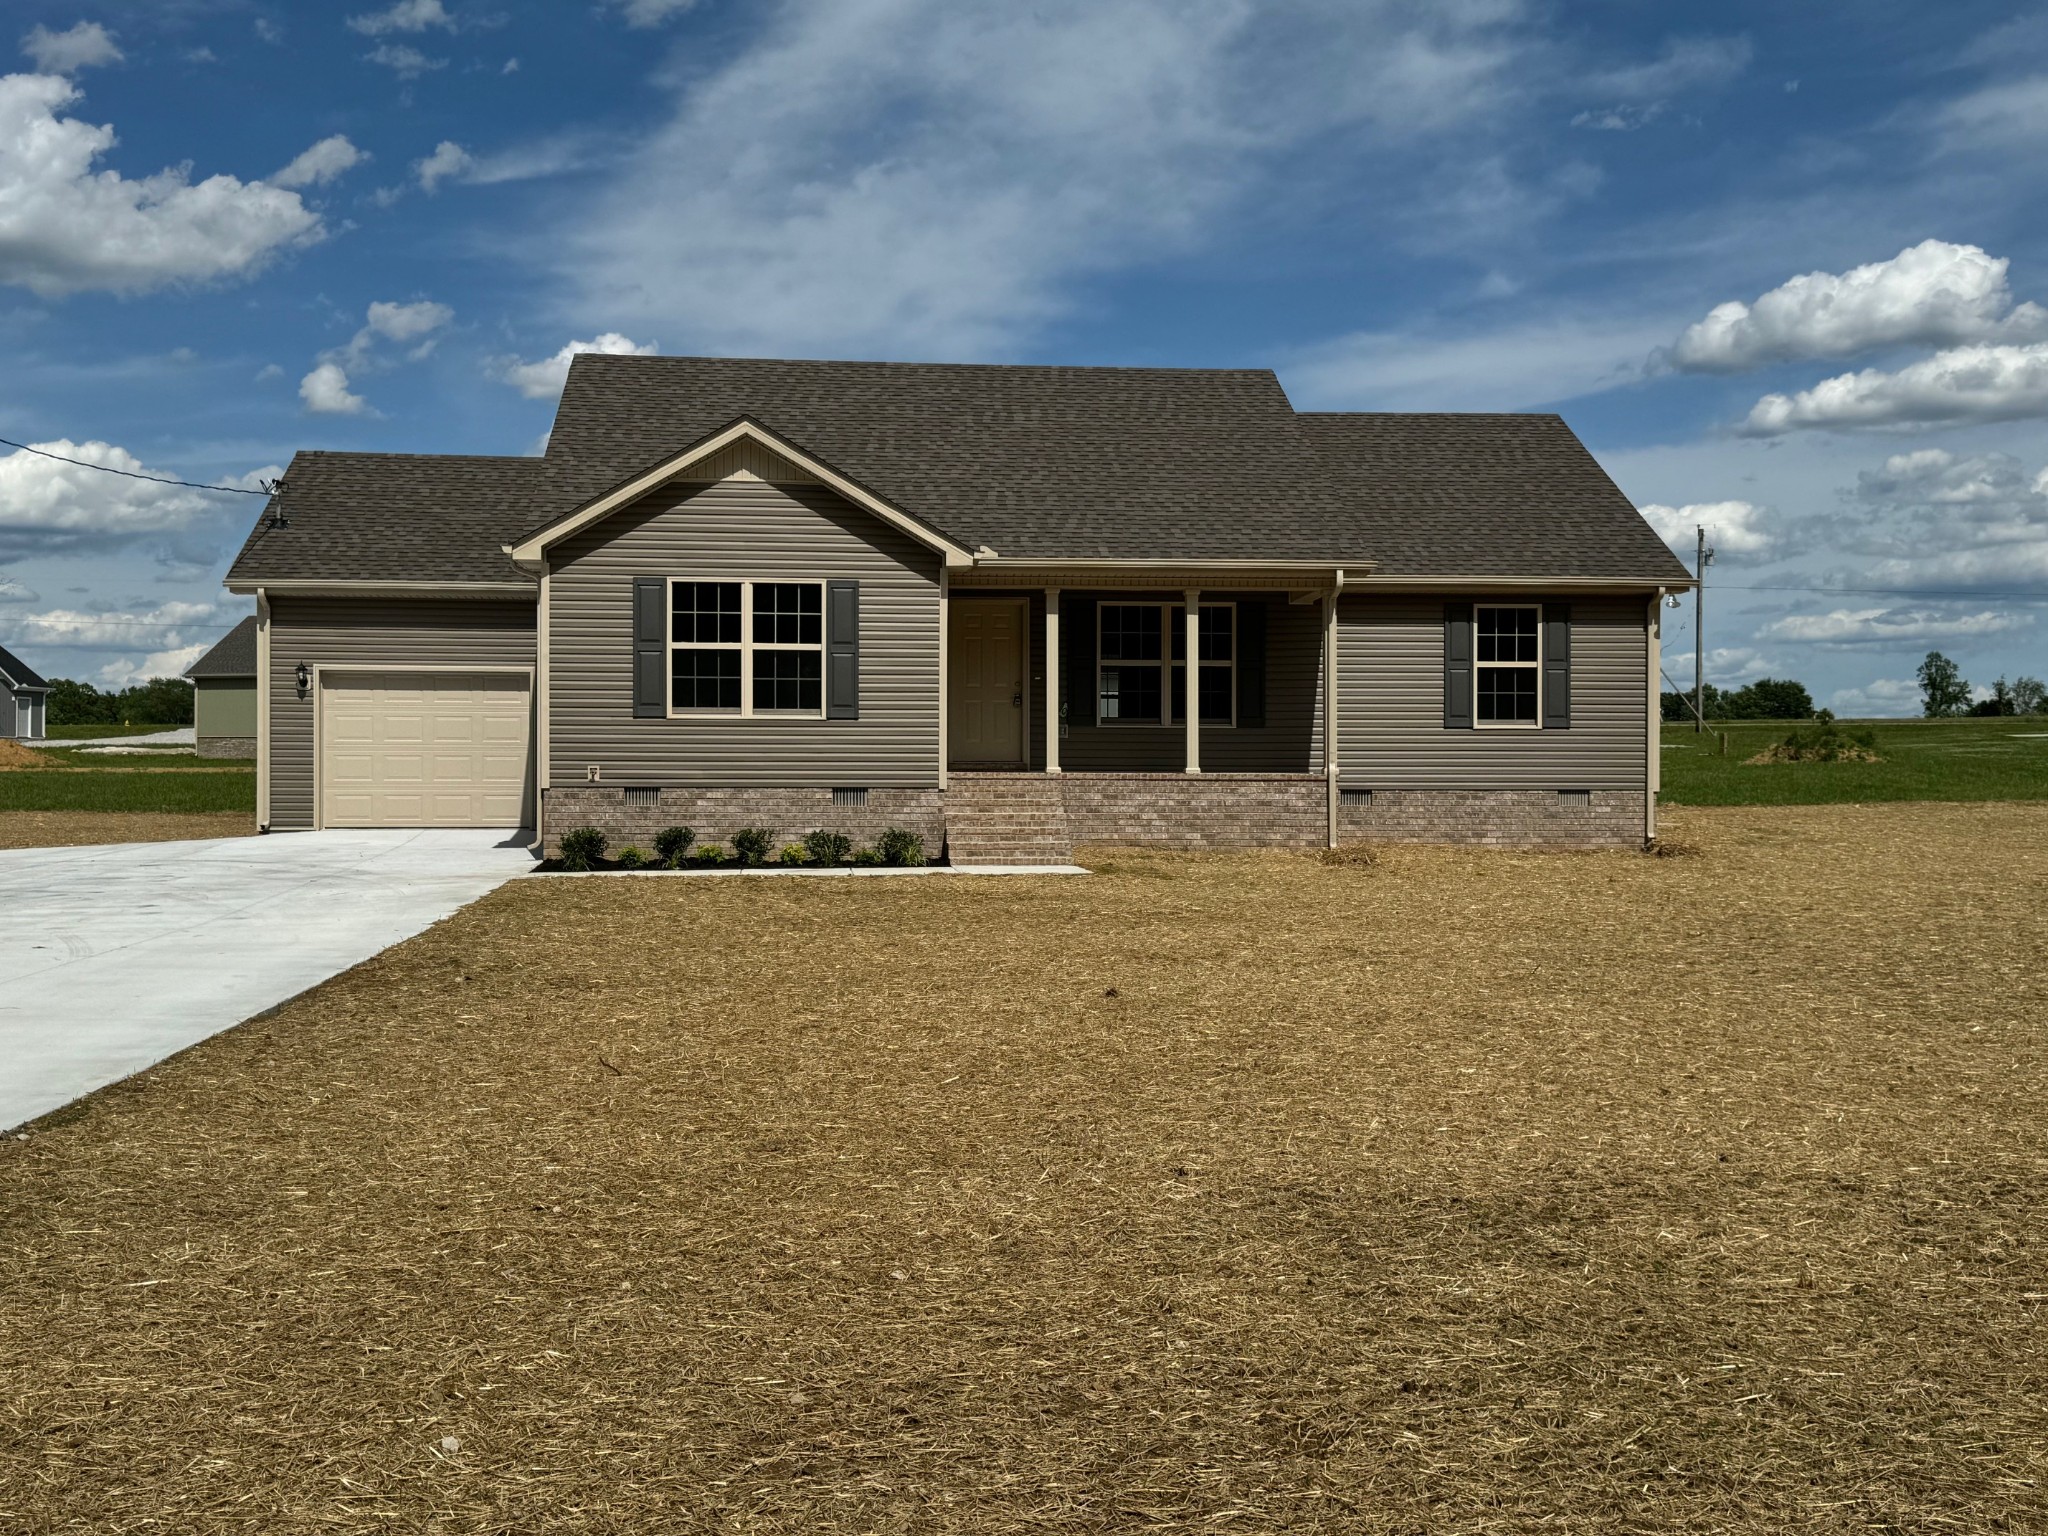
xmin=940 ymin=564 xmax=1343 ymax=778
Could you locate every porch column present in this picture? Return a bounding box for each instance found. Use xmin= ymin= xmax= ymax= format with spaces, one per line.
xmin=1044 ymin=587 xmax=1061 ymax=774
xmin=1184 ymin=589 xmax=1201 ymax=774
xmin=1324 ymin=583 xmax=1339 ymax=847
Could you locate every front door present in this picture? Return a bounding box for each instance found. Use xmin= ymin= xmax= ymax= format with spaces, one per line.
xmin=948 ymin=600 xmax=1026 ymax=765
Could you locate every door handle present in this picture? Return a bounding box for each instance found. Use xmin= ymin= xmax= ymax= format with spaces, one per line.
xmin=1012 ymin=692 xmax=1022 ymax=707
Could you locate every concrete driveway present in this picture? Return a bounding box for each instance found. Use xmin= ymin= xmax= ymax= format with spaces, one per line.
xmin=0 ymin=829 xmax=534 ymax=1132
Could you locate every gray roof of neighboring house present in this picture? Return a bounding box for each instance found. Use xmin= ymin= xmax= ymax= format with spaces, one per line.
xmin=1296 ymin=412 xmax=1692 ymax=581
xmin=536 ymin=355 xmax=1357 ymax=561
xmin=184 ymin=615 xmax=258 ymax=679
xmin=0 ymin=641 xmax=48 ymax=691
xmin=223 ymin=358 xmax=1690 ymax=585
xmin=225 ymin=453 xmax=545 ymax=586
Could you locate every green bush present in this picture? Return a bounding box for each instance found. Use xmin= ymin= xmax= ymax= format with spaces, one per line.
xmin=731 ymin=826 xmax=777 ymax=866
xmin=615 ymin=845 xmax=648 ymax=869
xmin=694 ymin=842 xmax=729 ymax=865
xmin=803 ymin=828 xmax=853 ymax=866
xmin=1747 ymin=721 xmax=1880 ymax=765
xmin=875 ymin=827 xmax=925 ymax=866
xmin=653 ymin=825 xmax=695 ymax=867
xmin=850 ymin=846 xmax=882 ymax=867
xmin=778 ymin=843 xmax=811 ymax=866
xmin=559 ymin=826 xmax=607 ymax=872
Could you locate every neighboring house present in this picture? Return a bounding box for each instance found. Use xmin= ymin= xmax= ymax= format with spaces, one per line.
xmin=224 ymin=356 xmax=1693 ymax=862
xmin=183 ymin=616 xmax=259 ymax=759
xmin=0 ymin=643 xmax=49 ymax=741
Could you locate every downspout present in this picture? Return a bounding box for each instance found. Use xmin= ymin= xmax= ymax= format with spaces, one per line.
xmin=255 ymin=587 xmax=271 ymax=832
xmin=1325 ymin=568 xmax=1343 ymax=848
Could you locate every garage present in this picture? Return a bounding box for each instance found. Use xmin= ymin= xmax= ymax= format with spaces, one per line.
xmin=318 ymin=670 xmax=532 ymax=828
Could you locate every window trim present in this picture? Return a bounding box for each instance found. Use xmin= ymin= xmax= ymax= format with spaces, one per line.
xmin=1095 ymin=600 xmax=1236 ymax=728
xmin=665 ymin=576 xmax=827 ymax=720
xmin=1474 ymin=601 xmax=1542 ymax=730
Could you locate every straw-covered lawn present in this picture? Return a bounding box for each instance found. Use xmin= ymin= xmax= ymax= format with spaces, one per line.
xmin=3 ymin=803 xmax=2045 ymax=1533
xmin=0 ymin=810 xmax=254 ymax=849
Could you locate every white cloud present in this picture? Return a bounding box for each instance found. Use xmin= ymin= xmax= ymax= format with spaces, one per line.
xmin=0 ymin=574 xmax=38 ymax=602
xmin=0 ymin=441 xmax=244 ymax=552
xmin=1571 ymin=34 xmax=1750 ymax=129
xmin=348 ymin=0 xmax=457 ymax=35
xmin=415 ymin=140 xmax=473 ymax=192
xmin=494 ymin=332 xmax=657 ymax=399
xmin=558 ymin=0 xmax=1530 ymax=357
xmin=300 ymin=362 xmax=368 ymax=415
xmin=1571 ymin=103 xmax=1664 ymax=132
xmin=1285 ymin=313 xmax=1668 ymax=412
xmin=21 ymin=21 xmax=122 ymax=74
xmin=1758 ymin=607 xmax=2031 ymax=645
xmin=365 ymin=299 xmax=454 ymax=343
xmin=10 ymin=601 xmax=217 ymax=650
xmin=1935 ymin=74 xmax=2048 ymax=151
xmin=272 ymin=135 xmax=367 ymax=189
xmin=97 ymin=643 xmax=211 ymax=688
xmin=254 ymin=18 xmax=284 ymax=45
xmin=606 ymin=0 xmax=699 ymax=25
xmin=1669 ymin=241 xmax=2048 ymax=374
xmin=1828 ymin=677 xmax=1921 ymax=716
xmin=0 ymin=74 xmax=321 ymax=297
xmin=366 ymin=43 xmax=446 ymax=77
xmin=1638 ymin=500 xmax=1775 ymax=556
xmin=1742 ymin=341 xmax=2048 ymax=434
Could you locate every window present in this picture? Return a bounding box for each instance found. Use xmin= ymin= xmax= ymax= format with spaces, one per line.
xmin=1096 ymin=602 xmax=1234 ymax=725
xmin=669 ymin=579 xmax=824 ymax=716
xmin=1475 ymin=604 xmax=1540 ymax=726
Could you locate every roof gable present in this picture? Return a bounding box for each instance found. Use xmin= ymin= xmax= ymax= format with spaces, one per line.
xmin=185 ymin=615 xmax=258 ymax=678
xmin=0 ymin=641 xmax=47 ymax=691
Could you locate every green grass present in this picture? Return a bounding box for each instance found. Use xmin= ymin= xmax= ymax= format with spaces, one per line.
xmin=1660 ymin=715 xmax=2048 ymax=805
xmin=38 ymin=723 xmax=190 ymax=740
xmin=0 ymin=771 xmax=257 ymax=814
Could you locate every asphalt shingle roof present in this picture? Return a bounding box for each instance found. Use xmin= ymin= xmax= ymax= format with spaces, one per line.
xmin=225 ymin=453 xmax=544 ymax=586
xmin=221 ymin=358 xmax=1690 ymax=586
xmin=184 ymin=615 xmax=258 ymax=678
xmin=0 ymin=641 xmax=47 ymax=691
xmin=1297 ymin=412 xmax=1693 ymax=582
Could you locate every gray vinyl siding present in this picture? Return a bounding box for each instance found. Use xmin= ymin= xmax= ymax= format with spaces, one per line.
xmin=194 ymin=678 xmax=258 ymax=740
xmin=266 ymin=595 xmax=537 ymax=829
xmin=1337 ymin=594 xmax=1649 ymax=789
xmin=548 ymin=479 xmax=943 ymax=788
xmin=1056 ymin=591 xmax=1324 ymax=773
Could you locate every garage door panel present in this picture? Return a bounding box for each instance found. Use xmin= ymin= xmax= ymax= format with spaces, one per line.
xmin=319 ymin=671 xmax=530 ymax=828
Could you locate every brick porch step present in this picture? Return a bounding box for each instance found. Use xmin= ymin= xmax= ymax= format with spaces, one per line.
xmin=944 ymin=774 xmax=1074 ymax=866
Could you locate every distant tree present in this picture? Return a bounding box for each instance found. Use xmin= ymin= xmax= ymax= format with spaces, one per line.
xmin=1917 ymin=651 xmax=1972 ymax=718
xmin=113 ymin=676 xmax=194 ymax=726
xmin=1722 ymin=677 xmax=1815 ymax=719
xmin=2012 ymin=675 xmax=2048 ymax=715
xmin=1661 ymin=683 xmax=1729 ymax=722
xmin=45 ymin=678 xmax=118 ymax=726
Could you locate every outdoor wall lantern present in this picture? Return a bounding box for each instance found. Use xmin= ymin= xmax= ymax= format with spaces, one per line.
xmin=295 ymin=661 xmax=310 ymax=698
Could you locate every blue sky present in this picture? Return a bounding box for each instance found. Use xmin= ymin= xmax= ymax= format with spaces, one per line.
xmin=3 ymin=0 xmax=2047 ymax=712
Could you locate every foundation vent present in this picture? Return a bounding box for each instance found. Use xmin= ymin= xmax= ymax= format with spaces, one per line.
xmin=832 ymin=787 xmax=869 ymax=808
xmin=624 ymin=786 xmax=659 ymax=807
xmin=1340 ymin=788 xmax=1372 ymax=807
xmin=1558 ymin=789 xmax=1591 ymax=807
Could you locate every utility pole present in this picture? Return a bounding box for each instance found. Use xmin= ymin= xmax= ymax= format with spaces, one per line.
xmin=1694 ymin=525 xmax=1714 ymax=733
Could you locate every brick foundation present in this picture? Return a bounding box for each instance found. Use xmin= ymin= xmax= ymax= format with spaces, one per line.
xmin=196 ymin=736 xmax=257 ymax=759
xmin=543 ymin=786 xmax=945 ymax=860
xmin=1058 ymin=772 xmax=1329 ymax=850
xmin=1338 ymin=788 xmax=1646 ymax=848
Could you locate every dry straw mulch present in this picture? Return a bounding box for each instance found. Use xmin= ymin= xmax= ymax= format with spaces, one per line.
xmin=0 ymin=811 xmax=255 ymax=849
xmin=3 ymin=802 xmax=2046 ymax=1533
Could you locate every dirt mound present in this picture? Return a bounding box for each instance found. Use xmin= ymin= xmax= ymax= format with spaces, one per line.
xmin=0 ymin=739 xmax=57 ymax=771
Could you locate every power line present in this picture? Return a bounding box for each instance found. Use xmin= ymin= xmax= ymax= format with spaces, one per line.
xmin=1713 ymin=582 xmax=2048 ymax=601
xmin=0 ymin=436 xmax=275 ymax=495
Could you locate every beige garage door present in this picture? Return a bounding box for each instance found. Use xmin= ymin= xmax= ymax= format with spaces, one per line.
xmin=319 ymin=671 xmax=530 ymax=828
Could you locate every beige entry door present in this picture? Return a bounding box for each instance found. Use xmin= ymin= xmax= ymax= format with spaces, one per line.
xmin=948 ymin=600 xmax=1026 ymax=765
xmin=320 ymin=671 xmax=531 ymax=828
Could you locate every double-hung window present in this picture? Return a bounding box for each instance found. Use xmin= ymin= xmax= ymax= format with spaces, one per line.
xmin=1474 ymin=604 xmax=1540 ymax=726
xmin=1097 ymin=602 xmax=1234 ymax=725
xmin=670 ymin=579 xmax=823 ymax=716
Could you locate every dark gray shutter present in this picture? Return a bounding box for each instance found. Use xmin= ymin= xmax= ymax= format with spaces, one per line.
xmin=1444 ymin=602 xmax=1473 ymax=729
xmin=1542 ymin=602 xmax=1571 ymax=729
xmin=1236 ymin=598 xmax=1266 ymax=728
xmin=827 ymin=580 xmax=860 ymax=719
xmin=633 ymin=577 xmax=665 ymax=718
xmin=1063 ymin=596 xmax=1096 ymax=728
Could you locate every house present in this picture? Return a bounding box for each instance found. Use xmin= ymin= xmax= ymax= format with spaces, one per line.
xmin=0 ymin=643 xmax=49 ymax=741
xmin=183 ymin=616 xmax=259 ymax=759
xmin=223 ymin=356 xmax=1692 ymax=862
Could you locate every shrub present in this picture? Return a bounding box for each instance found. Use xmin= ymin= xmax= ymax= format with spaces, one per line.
xmin=1746 ymin=721 xmax=1881 ymax=765
xmin=559 ymin=826 xmax=607 ymax=872
xmin=731 ymin=826 xmax=777 ymax=866
xmin=615 ymin=846 xmax=648 ymax=869
xmin=875 ymin=827 xmax=925 ymax=866
xmin=850 ymin=846 xmax=883 ymax=867
xmin=653 ymin=825 xmax=695 ymax=867
xmin=694 ymin=842 xmax=729 ymax=864
xmin=778 ymin=842 xmax=811 ymax=866
xmin=803 ymin=828 xmax=853 ymax=866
